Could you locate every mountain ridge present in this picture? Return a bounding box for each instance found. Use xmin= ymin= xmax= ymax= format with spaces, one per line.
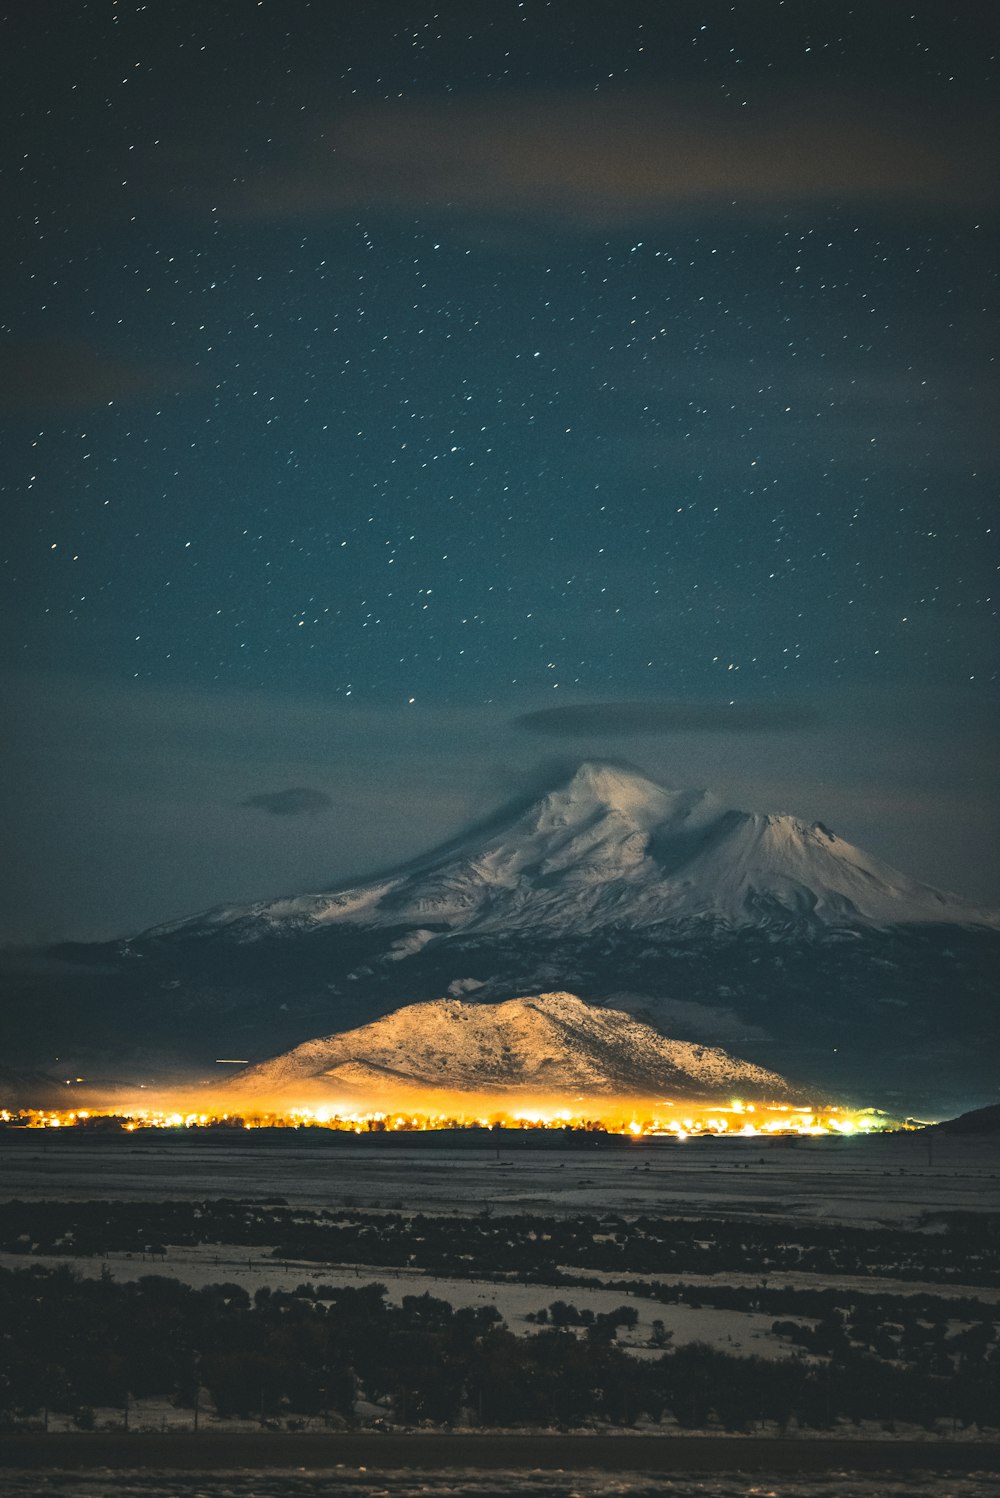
xmin=227 ymin=990 xmax=796 ymax=1108
xmin=150 ymin=760 xmax=998 ymax=943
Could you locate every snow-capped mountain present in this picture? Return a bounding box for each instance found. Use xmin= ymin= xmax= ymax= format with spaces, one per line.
xmin=227 ymin=991 xmax=793 ymax=1107
xmin=156 ymin=760 xmax=997 ymax=942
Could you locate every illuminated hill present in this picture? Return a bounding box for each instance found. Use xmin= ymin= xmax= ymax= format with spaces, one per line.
xmin=226 ymin=991 xmax=796 ymax=1112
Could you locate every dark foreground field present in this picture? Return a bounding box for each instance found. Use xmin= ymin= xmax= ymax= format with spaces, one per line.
xmin=3 ymin=1432 xmax=1000 ymax=1474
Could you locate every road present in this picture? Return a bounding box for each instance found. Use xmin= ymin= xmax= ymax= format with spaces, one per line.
xmin=3 ymin=1432 xmax=999 ymax=1473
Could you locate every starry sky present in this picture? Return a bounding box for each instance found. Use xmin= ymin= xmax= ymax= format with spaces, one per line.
xmin=2 ymin=1 xmax=997 ymax=942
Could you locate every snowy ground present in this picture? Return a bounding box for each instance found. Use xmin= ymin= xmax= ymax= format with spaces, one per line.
xmin=3 ymin=1133 xmax=997 ymax=1478
xmin=1 ymin=1133 xmax=997 ymax=1224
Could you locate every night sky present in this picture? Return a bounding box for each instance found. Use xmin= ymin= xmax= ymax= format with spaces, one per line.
xmin=2 ymin=2 xmax=997 ymax=943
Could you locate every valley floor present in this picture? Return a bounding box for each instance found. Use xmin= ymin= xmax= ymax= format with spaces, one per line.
xmin=1 ymin=1131 xmax=997 ymax=1223
xmin=2 ymin=1130 xmax=997 ymax=1493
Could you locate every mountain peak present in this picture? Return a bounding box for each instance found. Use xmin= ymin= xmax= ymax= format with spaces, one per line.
xmin=563 ymin=759 xmax=665 ymax=803
xmin=547 ymin=760 xmax=720 ymax=829
xmin=151 ymin=761 xmax=998 ymax=942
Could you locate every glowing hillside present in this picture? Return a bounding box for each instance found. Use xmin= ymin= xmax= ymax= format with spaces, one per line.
xmin=220 ymin=991 xmax=796 ymax=1112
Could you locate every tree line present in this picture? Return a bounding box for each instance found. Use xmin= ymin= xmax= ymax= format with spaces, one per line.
xmin=3 ymin=1199 xmax=997 ymax=1285
xmin=1 ymin=1265 xmax=997 ymax=1434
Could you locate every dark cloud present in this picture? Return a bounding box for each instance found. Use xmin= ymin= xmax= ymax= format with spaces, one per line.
xmin=239 ymin=787 xmax=333 ymax=818
xmin=0 ymin=338 xmax=198 ymax=415
xmin=515 ymin=702 xmax=821 ymax=737
xmin=204 ymin=87 xmax=992 ymax=228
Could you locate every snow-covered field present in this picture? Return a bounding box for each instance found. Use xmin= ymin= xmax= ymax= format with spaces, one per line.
xmin=1 ymin=1133 xmax=996 ymax=1223
xmin=3 ymin=1131 xmax=997 ymax=1486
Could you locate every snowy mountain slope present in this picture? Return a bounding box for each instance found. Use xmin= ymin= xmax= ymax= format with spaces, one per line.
xmin=227 ymin=991 xmax=794 ymax=1106
xmin=154 ymin=761 xmax=998 ymax=943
